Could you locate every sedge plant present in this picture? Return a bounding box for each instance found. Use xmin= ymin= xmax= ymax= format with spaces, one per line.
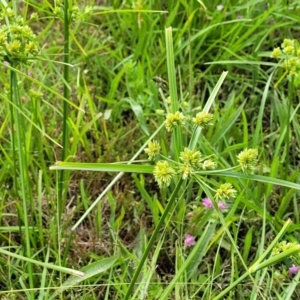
xmin=0 ymin=3 xmax=40 ymax=294
xmin=271 ymin=39 xmax=300 ymax=181
xmin=51 ymin=27 xmax=300 ymax=299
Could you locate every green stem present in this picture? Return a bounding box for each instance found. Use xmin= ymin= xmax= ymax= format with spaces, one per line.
xmin=9 ymin=73 xmax=17 ymax=194
xmin=59 ymin=0 xmax=71 ymax=217
xmin=165 ymin=27 xmax=178 ymax=113
xmin=165 ymin=27 xmax=182 ymax=161
xmin=123 ymin=178 xmax=183 ymax=300
xmin=285 ymin=79 xmax=293 ymax=178
xmin=10 ymin=68 xmax=34 ymax=293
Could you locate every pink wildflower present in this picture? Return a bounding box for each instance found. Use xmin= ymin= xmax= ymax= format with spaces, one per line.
xmin=184 ymin=234 xmax=195 ymax=247
xmin=218 ymin=201 xmax=228 ymax=210
xmin=202 ymin=198 xmax=213 ymax=209
xmin=289 ymin=265 xmax=300 ymax=275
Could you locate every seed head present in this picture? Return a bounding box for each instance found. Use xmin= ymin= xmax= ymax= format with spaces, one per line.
xmin=0 ymin=14 xmax=39 ymax=64
xmin=7 ymin=40 xmax=21 ymax=55
xmin=153 ymin=161 xmax=175 ymax=188
xmin=237 ymin=148 xmax=258 ymax=173
xmin=283 ymin=45 xmax=295 ymax=55
xmin=202 ymin=159 xmax=217 ymax=170
xmin=25 ymin=41 xmax=39 ymax=55
xmin=179 ymin=164 xmax=194 ymax=180
xmin=272 ymin=241 xmax=300 ymax=255
xmin=144 ymin=140 xmax=161 ymax=160
xmin=272 ymin=241 xmax=300 ymax=269
xmin=165 ymin=111 xmax=185 ymax=132
xmin=281 ymin=38 xmax=294 ymax=49
xmin=271 ymin=47 xmax=281 ymax=58
xmin=0 ymin=32 xmax=7 ymax=47
xmin=179 ymin=147 xmax=202 ymax=169
xmin=215 ymin=183 xmax=237 ymax=200
xmin=192 ymin=111 xmax=214 ymax=128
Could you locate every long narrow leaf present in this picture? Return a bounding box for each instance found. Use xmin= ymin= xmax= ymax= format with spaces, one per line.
xmin=49 ymin=256 xmax=118 ymax=299
xmin=50 ymin=162 xmax=154 ymax=173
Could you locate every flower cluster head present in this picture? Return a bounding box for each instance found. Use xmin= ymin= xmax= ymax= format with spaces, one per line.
xmin=178 ymin=148 xmax=216 ymax=179
xmin=144 ymin=140 xmax=161 ymax=160
xmin=237 ymin=148 xmax=258 ymax=173
xmin=271 ymin=39 xmax=300 ymax=85
xmin=272 ymin=241 xmax=300 ymax=256
xmin=180 ymin=148 xmax=202 ymax=169
xmin=150 ymin=143 xmax=217 ymax=182
xmin=165 ymin=111 xmax=185 ymax=132
xmin=52 ymin=1 xmax=93 ymax=22
xmin=282 ymin=39 xmax=295 ymax=54
xmin=202 ymin=197 xmax=228 ymax=211
xmin=179 ymin=164 xmax=194 ymax=180
xmin=215 ymin=183 xmax=237 ymax=200
xmin=202 ymin=159 xmax=217 ymax=170
xmin=0 ymin=7 xmax=39 ymax=64
xmin=153 ymin=160 xmax=175 ymax=188
xmin=192 ymin=111 xmax=214 ymax=128
xmin=271 ymin=47 xmax=282 ymax=59
xmin=271 ymin=39 xmax=296 ymax=59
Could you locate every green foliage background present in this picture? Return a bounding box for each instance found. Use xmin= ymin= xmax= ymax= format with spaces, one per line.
xmin=1 ymin=0 xmax=300 ymax=299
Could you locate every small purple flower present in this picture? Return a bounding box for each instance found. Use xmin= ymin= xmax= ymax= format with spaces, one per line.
xmin=184 ymin=234 xmax=195 ymax=247
xmin=218 ymin=201 xmax=228 ymax=210
xmin=202 ymin=198 xmax=213 ymax=209
xmin=289 ymin=264 xmax=300 ymax=275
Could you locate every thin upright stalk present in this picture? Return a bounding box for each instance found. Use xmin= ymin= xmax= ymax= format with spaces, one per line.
xmin=165 ymin=27 xmax=182 ymax=161
xmin=9 ymin=76 xmax=17 ymax=194
xmin=285 ymin=79 xmax=294 ymax=179
xmin=59 ymin=0 xmax=71 ymax=217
